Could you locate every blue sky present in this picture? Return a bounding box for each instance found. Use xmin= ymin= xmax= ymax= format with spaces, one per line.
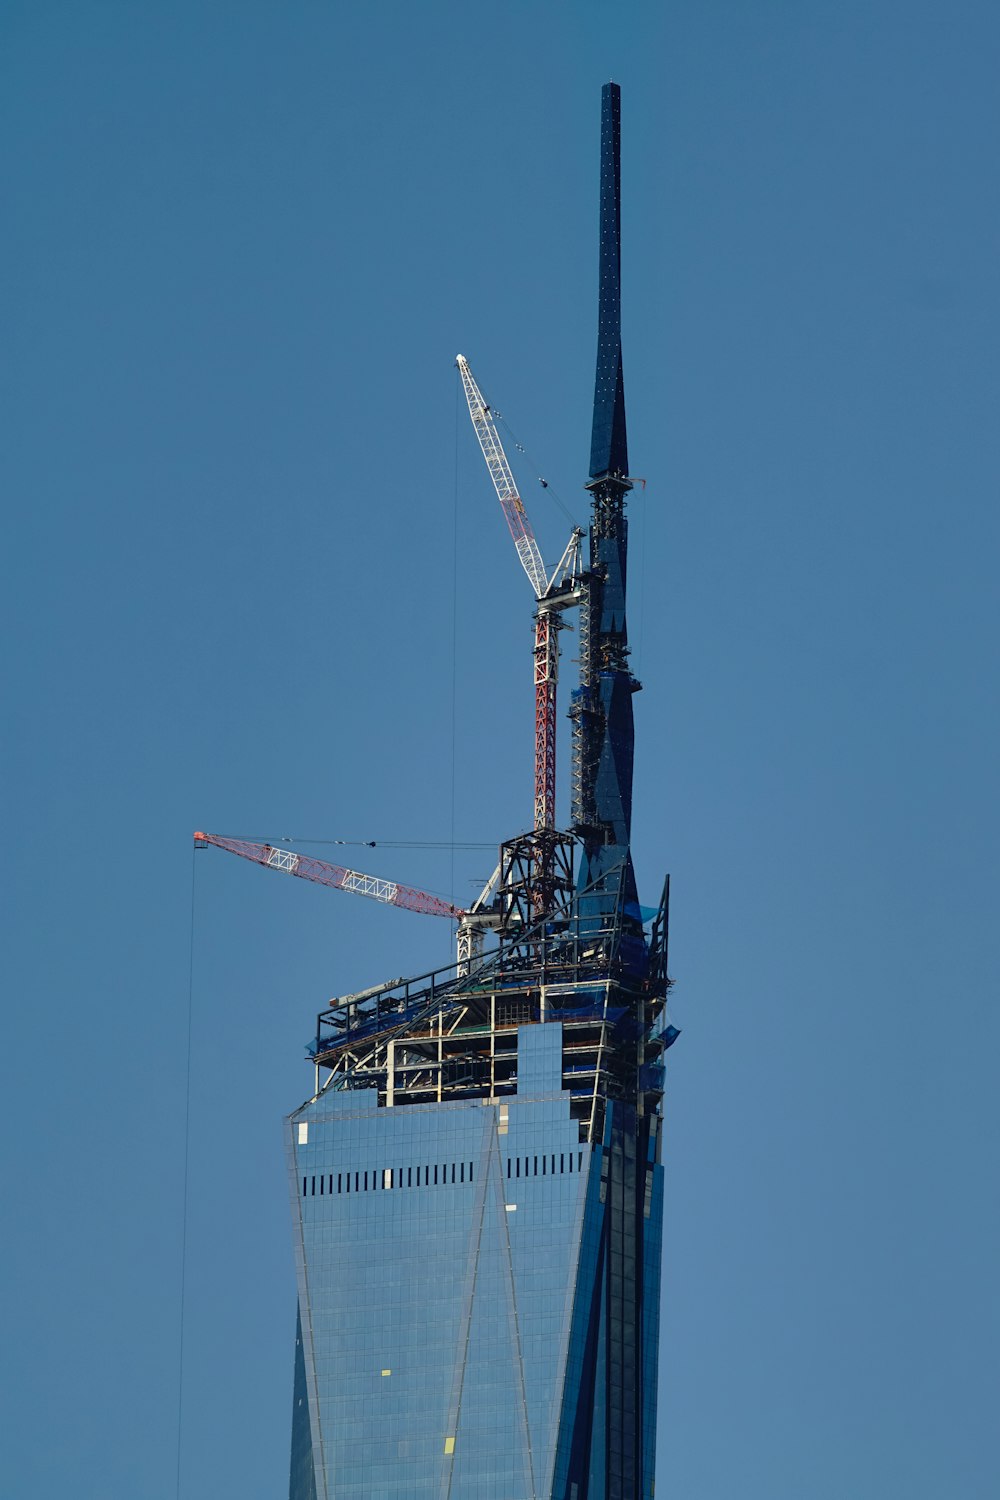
xmin=3 ymin=3 xmax=998 ymax=1496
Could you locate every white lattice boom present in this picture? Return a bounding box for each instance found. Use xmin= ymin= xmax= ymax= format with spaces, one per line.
xmin=456 ymin=355 xmax=549 ymax=599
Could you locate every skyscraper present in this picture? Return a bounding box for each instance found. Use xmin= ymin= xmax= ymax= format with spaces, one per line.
xmin=287 ymin=84 xmax=674 ymax=1500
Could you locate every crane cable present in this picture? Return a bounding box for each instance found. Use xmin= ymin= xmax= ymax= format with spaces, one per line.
xmin=215 ymin=836 xmax=495 ymax=850
xmin=175 ymin=844 xmax=196 ymax=1498
xmin=451 ymin=368 xmax=461 ymax=937
xmin=494 ymin=409 xmax=581 ymax=528
xmin=465 ymin=366 xmax=582 ymax=531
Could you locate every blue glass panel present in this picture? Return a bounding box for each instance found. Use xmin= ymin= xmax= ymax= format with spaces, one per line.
xmin=287 ymin=1092 xmax=613 ymax=1498
xmin=516 ymin=1022 xmax=564 ymax=1095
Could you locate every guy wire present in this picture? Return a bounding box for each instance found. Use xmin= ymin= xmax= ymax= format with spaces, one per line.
xmin=450 ymin=365 xmax=461 ymax=945
xmin=175 ymin=843 xmax=196 ymax=1498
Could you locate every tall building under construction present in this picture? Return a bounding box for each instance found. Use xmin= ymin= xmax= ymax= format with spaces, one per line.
xmin=283 ymin=84 xmax=674 ymax=1500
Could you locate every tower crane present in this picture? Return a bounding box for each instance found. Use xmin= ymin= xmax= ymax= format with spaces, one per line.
xmin=455 ymin=356 xmax=585 ymax=842
xmin=196 ymin=361 xmax=586 ymax=965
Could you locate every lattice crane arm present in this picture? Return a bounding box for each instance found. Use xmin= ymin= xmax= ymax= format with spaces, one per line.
xmin=194 ymin=832 xmax=463 ymax=919
xmin=456 ymin=354 xmax=550 ymax=599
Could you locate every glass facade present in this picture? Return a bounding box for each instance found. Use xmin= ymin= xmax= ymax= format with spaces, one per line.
xmin=288 ymin=1022 xmax=664 ymax=1499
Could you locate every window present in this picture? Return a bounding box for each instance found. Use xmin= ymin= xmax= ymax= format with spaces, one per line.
xmin=322 ymin=1159 xmax=517 ymax=1194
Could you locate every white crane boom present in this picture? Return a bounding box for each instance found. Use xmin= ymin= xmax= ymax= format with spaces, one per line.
xmin=456 ymin=355 xmax=550 ymax=599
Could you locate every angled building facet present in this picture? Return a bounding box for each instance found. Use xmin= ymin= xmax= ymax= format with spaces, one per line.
xmin=287 ymin=84 xmax=672 ymax=1500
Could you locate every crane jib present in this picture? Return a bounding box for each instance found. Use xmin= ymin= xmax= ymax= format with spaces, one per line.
xmin=194 ymin=832 xmax=461 ymax=920
xmin=456 ymin=354 xmax=551 ymax=599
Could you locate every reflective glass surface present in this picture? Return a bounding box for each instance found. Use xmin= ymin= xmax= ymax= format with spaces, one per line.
xmin=288 ymin=1024 xmax=662 ymax=1500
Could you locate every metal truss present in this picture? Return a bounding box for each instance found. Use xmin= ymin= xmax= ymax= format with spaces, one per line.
xmin=305 ymin=863 xmax=673 ymax=1144
xmin=194 ymin=832 xmax=461 ymax=919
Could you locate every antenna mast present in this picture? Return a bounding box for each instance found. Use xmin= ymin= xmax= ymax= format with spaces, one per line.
xmin=574 ymin=81 xmax=641 ymax=923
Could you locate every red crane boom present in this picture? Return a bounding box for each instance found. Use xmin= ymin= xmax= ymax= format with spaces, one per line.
xmin=194 ymin=832 xmax=462 ymax=920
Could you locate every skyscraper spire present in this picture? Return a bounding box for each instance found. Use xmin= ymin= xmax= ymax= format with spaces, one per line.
xmin=577 ymin=82 xmax=640 ymax=919
xmin=590 ymin=82 xmax=629 ymax=482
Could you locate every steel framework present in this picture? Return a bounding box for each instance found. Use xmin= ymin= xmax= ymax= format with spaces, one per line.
xmin=306 ymin=866 xmax=674 ymax=1148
